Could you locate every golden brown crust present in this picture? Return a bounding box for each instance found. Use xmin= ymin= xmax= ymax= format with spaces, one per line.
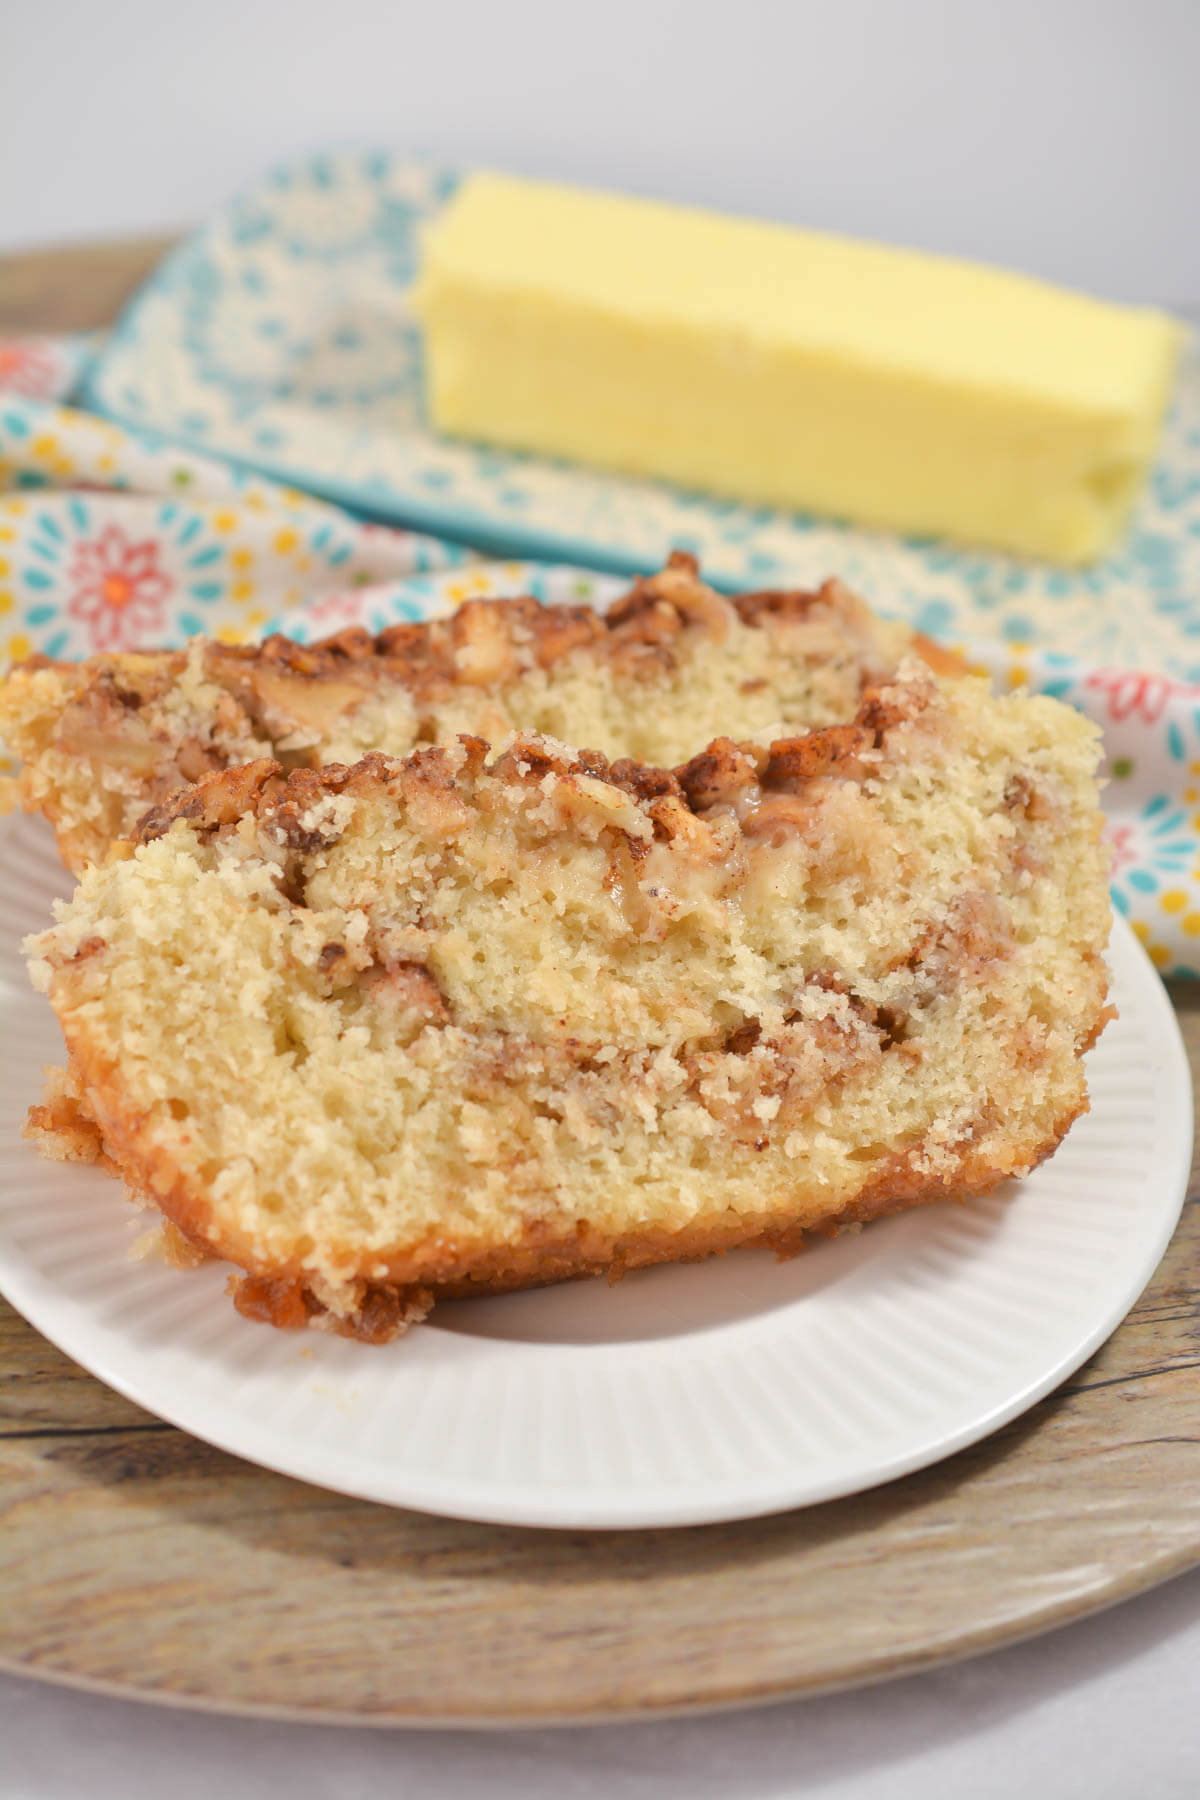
xmin=202 ymin=555 xmax=899 ymax=700
xmin=44 ymin=1011 xmax=1085 ymax=1343
xmin=157 ymin=1093 xmax=1086 ymax=1343
xmin=227 ymin=1273 xmax=434 ymax=1343
xmin=8 ymin=552 xmax=874 ymax=701
xmin=911 ymin=633 xmax=967 ymax=679
xmin=22 ymin=1065 xmax=111 ymax=1168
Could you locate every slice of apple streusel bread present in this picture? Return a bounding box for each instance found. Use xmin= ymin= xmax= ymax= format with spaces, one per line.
xmin=24 ymin=657 xmax=1111 ymax=1343
xmin=0 ymin=553 xmax=953 ymax=872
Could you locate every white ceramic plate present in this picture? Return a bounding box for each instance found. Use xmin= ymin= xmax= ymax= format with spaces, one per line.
xmin=0 ymin=811 xmax=1191 ymax=1530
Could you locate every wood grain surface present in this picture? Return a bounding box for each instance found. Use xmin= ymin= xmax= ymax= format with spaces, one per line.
xmin=0 ymin=237 xmax=174 ymax=333
xmin=1 ymin=240 xmax=1199 ymax=1726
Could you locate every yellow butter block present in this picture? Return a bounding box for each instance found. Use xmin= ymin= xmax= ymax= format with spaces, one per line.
xmin=417 ymin=172 xmax=1185 ymax=564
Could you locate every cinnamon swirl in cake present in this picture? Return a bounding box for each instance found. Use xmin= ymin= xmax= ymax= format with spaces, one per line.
xmin=1 ymin=555 xmax=950 ymax=872
xmin=24 ymin=658 xmax=1111 ymax=1340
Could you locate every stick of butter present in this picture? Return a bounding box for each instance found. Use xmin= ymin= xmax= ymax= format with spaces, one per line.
xmin=417 ymin=172 xmax=1185 ymax=564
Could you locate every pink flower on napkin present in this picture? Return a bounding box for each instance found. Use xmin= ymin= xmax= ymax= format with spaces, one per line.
xmin=300 ymin=587 xmax=375 ymax=631
xmin=0 ymin=338 xmax=61 ymax=399
xmin=67 ymin=525 xmax=174 ymax=650
xmin=1083 ymin=668 xmax=1196 ymax=724
xmin=1104 ymin=819 xmax=1138 ymax=878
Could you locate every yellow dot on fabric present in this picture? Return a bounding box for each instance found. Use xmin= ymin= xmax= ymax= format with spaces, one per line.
xmin=230 ymin=547 xmax=253 ymax=570
xmin=215 ymin=623 xmax=250 ymax=644
xmin=0 ymin=558 xmax=7 ymax=578
xmin=1161 ymin=889 xmax=1188 ymax=914
xmin=1008 ymin=641 xmax=1030 ymax=656
xmin=29 ymin=435 xmax=58 ymax=459
xmin=246 ymin=609 xmax=267 ymax=628
xmin=283 ymin=488 xmax=307 ymax=509
xmin=1187 ymin=789 xmax=1199 ymax=804
xmin=7 ymin=633 xmax=31 ymax=660
xmin=230 ymin=579 xmax=253 ymax=601
xmin=51 ymin=458 xmax=74 ymax=478
xmin=1192 ymin=811 xmax=1200 ymax=832
xmin=0 ymin=591 xmax=12 ymax=615
xmin=213 ymin=510 xmax=237 ymax=533
xmin=97 ymin=453 xmax=116 ymax=473
xmin=1132 ymin=920 xmax=1150 ymax=942
xmin=0 ymin=525 xmax=13 ymax=541
xmin=273 ymin=527 xmax=299 ymax=553
xmin=1190 ymin=761 xmax=1200 ymax=777
xmin=1182 ymin=913 xmax=1200 ymax=938
xmin=1150 ymin=944 xmax=1171 ymax=968
xmin=244 ymin=492 xmax=268 ymax=511
xmin=1008 ymin=666 xmax=1029 ymax=689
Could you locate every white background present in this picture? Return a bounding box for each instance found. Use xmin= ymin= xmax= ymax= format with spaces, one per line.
xmin=2 ymin=1 xmax=1199 ymax=1794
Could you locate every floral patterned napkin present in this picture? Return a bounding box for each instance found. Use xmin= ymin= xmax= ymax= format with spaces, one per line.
xmin=1 ymin=329 xmax=1197 ymax=978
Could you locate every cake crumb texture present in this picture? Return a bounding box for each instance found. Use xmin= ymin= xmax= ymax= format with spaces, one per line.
xmin=25 ymin=659 xmax=1112 ymax=1340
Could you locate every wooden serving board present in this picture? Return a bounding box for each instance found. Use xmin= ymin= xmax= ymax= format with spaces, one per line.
xmin=2 ymin=242 xmax=1200 ymax=1725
